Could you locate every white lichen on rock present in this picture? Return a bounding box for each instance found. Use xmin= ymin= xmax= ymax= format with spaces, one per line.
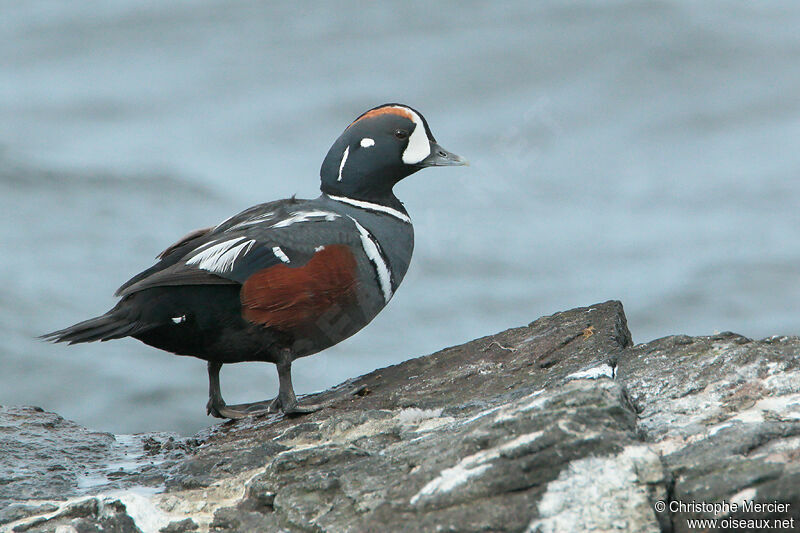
xmin=527 ymin=446 xmax=665 ymax=533
xmin=566 ymin=364 xmax=615 ymax=381
xmin=410 ymin=431 xmax=544 ymax=506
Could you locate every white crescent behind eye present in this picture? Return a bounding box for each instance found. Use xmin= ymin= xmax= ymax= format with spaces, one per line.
xmin=397 ymin=108 xmax=431 ymax=165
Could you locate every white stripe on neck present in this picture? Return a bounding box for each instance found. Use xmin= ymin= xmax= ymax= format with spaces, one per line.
xmin=337 ymin=145 xmax=349 ymax=182
xmin=327 ymin=194 xmax=411 ymax=224
xmin=348 ymin=216 xmax=393 ymax=303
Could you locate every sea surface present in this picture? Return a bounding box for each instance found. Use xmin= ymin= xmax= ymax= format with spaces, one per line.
xmin=2 ymin=1 xmax=799 ymax=435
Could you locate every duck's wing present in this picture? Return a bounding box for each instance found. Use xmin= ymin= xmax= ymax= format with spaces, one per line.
xmin=115 ymin=200 xmax=359 ymax=298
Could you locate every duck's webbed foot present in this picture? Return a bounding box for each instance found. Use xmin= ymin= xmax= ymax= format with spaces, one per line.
xmin=268 ymin=352 xmax=329 ymax=416
xmin=267 ymin=394 xmax=326 ymax=416
xmin=205 ymin=361 xmax=269 ymax=420
xmin=204 ymin=355 xmax=331 ymax=420
xmin=206 ymin=397 xmax=255 ymax=420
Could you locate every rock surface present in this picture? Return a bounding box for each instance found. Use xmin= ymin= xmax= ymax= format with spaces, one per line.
xmin=2 ymin=301 xmax=798 ymax=532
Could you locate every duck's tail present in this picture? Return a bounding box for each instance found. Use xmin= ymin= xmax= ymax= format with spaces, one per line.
xmin=41 ymin=307 xmax=151 ymax=344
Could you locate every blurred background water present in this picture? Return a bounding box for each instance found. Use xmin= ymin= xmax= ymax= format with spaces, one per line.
xmin=2 ymin=0 xmax=799 ymax=435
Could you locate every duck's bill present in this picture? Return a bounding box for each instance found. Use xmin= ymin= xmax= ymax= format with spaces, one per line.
xmin=418 ymin=142 xmax=469 ymax=167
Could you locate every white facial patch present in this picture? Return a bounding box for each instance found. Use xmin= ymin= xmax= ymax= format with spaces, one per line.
xmin=360 ymin=137 xmax=375 ymax=148
xmin=396 ymin=107 xmax=431 ymax=165
xmin=337 ymin=145 xmax=349 ymax=182
xmin=171 ymin=315 xmax=186 ymax=324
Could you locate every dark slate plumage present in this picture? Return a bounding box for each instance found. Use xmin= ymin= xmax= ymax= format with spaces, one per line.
xmin=43 ymin=103 xmax=466 ymax=419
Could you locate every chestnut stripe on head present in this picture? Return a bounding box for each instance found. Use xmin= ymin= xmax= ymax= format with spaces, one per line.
xmin=349 ymin=105 xmax=431 ymax=165
xmin=349 ymin=105 xmax=415 ymax=126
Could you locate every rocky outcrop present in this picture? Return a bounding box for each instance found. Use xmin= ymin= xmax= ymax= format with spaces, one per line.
xmin=2 ymin=301 xmax=798 ymax=532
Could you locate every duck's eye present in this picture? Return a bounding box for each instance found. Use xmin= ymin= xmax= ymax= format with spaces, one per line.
xmin=394 ymin=129 xmax=409 ymax=140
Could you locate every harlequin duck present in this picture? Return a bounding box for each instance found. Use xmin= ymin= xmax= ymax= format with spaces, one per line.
xmin=43 ymin=103 xmax=466 ymax=420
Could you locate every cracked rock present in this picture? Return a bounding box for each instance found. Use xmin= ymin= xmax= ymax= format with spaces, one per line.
xmin=3 ymin=300 xmax=798 ymax=532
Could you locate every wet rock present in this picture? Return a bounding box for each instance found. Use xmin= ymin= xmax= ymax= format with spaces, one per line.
xmin=7 ymin=498 xmax=140 ymax=533
xmin=0 ymin=406 xmax=186 ymax=507
xmin=0 ymin=406 xmax=114 ymax=503
xmin=3 ymin=300 xmax=798 ymax=532
xmin=0 ymin=504 xmax=58 ymax=527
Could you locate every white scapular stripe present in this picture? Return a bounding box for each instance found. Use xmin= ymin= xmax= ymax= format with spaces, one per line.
xmin=327 ymin=194 xmax=411 ymax=223
xmin=348 ymin=216 xmax=393 ymax=303
xmin=186 ymin=237 xmax=255 ymax=273
xmin=272 ymin=246 xmax=291 ymax=263
xmin=229 ymin=211 xmax=275 ymax=230
xmin=360 ymin=137 xmax=375 ymax=148
xmin=397 ymin=107 xmax=431 ymax=165
xmin=337 ymin=145 xmax=350 ymax=181
xmin=271 ymin=210 xmax=340 ymax=228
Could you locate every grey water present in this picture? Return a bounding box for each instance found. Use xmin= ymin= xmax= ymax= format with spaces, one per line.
xmin=2 ymin=1 xmax=799 ymax=435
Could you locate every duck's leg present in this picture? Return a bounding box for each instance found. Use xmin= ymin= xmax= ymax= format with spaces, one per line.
xmin=207 ymin=351 xmax=327 ymax=419
xmin=266 ymin=351 xmax=326 ymax=415
xmin=205 ymin=361 xmax=253 ymax=419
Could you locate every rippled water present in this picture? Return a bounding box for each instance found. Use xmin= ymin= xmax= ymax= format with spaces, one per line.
xmin=2 ymin=1 xmax=799 ymax=434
